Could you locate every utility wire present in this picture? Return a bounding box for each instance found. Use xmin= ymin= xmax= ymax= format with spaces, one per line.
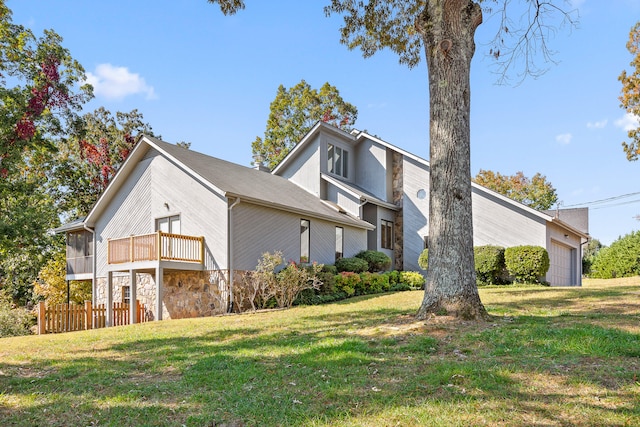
xmin=562 ymin=191 xmax=640 ymax=208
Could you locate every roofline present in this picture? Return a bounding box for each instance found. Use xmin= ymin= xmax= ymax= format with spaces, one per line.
xmin=272 ymin=121 xmax=355 ymax=175
xmin=85 ymin=135 xmax=226 ymax=227
xmin=321 ymin=173 xmax=399 ymax=211
xmin=226 ymin=192 xmax=375 ymax=230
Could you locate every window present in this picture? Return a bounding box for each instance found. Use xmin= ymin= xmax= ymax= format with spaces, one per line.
xmin=381 ymin=220 xmax=393 ymax=250
xmin=300 ymin=219 xmax=310 ymax=263
xmin=335 ymin=227 xmax=344 ymax=261
xmin=328 ymin=143 xmax=349 ymax=178
xmin=122 ymin=286 xmax=130 ymax=304
xmin=66 ymin=230 xmax=93 ymax=274
xmin=156 ymin=215 xmax=180 ymax=234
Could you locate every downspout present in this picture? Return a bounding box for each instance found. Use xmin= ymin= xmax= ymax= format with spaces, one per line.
xmin=82 ymin=224 xmax=97 ymax=308
xmin=227 ymin=197 xmax=241 ymax=313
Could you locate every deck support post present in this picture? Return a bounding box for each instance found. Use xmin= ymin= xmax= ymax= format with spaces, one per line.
xmin=106 ymin=271 xmax=113 ymax=327
xmin=129 ymin=269 xmax=137 ymax=324
xmin=156 ymin=265 xmax=163 ymax=321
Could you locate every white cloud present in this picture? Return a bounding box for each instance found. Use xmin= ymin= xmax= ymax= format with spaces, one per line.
xmin=615 ymin=112 xmax=639 ymax=132
xmin=85 ymin=64 xmax=157 ymax=100
xmin=555 ymin=133 xmax=573 ymax=145
xmin=586 ymin=119 xmax=607 ymax=129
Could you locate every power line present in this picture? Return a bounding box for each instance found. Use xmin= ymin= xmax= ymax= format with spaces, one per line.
xmin=591 ymin=198 xmax=640 ymax=210
xmin=563 ymin=191 xmax=640 ymax=208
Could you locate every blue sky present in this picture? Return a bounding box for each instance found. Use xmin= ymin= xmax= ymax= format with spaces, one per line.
xmin=9 ymin=0 xmax=640 ymax=245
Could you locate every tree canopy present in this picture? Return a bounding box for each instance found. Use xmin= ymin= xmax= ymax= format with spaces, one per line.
xmin=252 ymin=80 xmax=357 ymax=169
xmin=0 ymin=3 xmax=92 ymax=304
xmin=619 ymin=22 xmax=640 ymax=161
xmin=473 ymin=169 xmax=558 ymax=210
xmin=209 ymin=0 xmax=575 ymax=321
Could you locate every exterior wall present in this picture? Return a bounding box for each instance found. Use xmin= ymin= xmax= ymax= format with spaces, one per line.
xmin=277 ymin=134 xmax=322 ymax=195
xmin=472 ymin=188 xmax=547 ymax=248
xmin=326 ymin=182 xmax=361 ymax=217
xmin=94 ymin=148 xmax=229 ymax=279
xmin=231 ymin=202 xmax=367 ymax=269
xmin=400 ymin=157 xmax=430 ymax=272
xmin=354 ymin=138 xmax=388 ymax=198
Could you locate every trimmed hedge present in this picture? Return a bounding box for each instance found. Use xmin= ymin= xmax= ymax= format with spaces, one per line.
xmin=504 ymin=245 xmax=550 ymax=284
xmin=355 ymin=250 xmax=392 ymax=272
xmin=474 ymin=245 xmax=506 ymax=286
xmin=335 ymin=257 xmax=369 ymax=273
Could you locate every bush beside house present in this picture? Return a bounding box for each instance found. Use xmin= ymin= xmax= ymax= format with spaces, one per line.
xmin=504 ymin=246 xmax=550 ymax=284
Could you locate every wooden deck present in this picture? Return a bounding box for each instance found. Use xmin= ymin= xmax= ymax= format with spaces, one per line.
xmin=108 ymin=231 xmax=204 ymax=265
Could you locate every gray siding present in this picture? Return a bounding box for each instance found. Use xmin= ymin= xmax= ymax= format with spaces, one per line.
xmin=94 ymin=149 xmax=229 ymax=277
xmin=354 ymin=138 xmax=388 ymax=200
xmin=231 ymin=202 xmax=367 ymax=270
xmin=95 ymin=157 xmax=153 ymax=275
xmin=401 ymin=157 xmax=430 ymax=272
xmin=546 ymin=221 xmax=582 ymax=286
xmin=277 ymin=134 xmax=321 ymax=195
xmin=472 ymin=188 xmax=547 ymax=247
xmin=326 ymin=182 xmax=361 ymax=217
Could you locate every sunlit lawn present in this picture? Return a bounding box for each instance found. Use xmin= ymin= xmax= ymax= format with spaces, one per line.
xmin=1 ymin=277 xmax=639 ymax=426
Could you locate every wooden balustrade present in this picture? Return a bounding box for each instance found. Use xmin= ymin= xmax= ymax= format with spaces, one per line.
xmin=108 ymin=231 xmax=204 ymax=265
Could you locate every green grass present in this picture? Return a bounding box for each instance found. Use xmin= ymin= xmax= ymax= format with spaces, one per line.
xmin=1 ymin=278 xmax=640 ymax=426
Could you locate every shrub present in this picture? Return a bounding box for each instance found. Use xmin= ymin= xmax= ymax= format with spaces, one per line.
xmin=399 ymin=271 xmax=425 ymax=289
xmin=474 ymin=245 xmax=506 ymax=286
xmin=359 ymin=271 xmax=390 ymax=294
xmin=590 ymin=231 xmax=640 ymax=279
xmin=274 ymin=261 xmax=323 ymax=308
xmin=418 ymin=249 xmax=429 ymax=270
xmin=335 ymin=257 xmax=369 ymax=273
xmin=0 ymin=291 xmax=34 ymax=337
xmin=355 ymin=250 xmax=392 ymax=272
xmin=334 ymin=272 xmax=361 ymax=296
xmin=383 ymin=270 xmax=400 ymax=285
xmin=504 ymin=246 xmax=550 ymax=284
xmin=582 ymin=239 xmax=603 ymax=276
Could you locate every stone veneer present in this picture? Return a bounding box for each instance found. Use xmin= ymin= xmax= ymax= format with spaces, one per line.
xmin=95 ymin=270 xmax=230 ymax=320
xmin=392 ymin=151 xmax=404 ymax=270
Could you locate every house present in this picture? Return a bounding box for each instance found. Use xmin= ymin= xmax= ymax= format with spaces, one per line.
xmin=59 ymin=123 xmax=588 ymax=325
xmin=59 ymin=135 xmax=373 ymax=324
xmin=272 ymin=122 xmax=589 ymax=287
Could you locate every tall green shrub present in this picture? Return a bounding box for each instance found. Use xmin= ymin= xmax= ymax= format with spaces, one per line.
xmin=0 ymin=291 xmax=34 ymax=337
xmin=355 ymin=250 xmax=391 ymax=272
xmin=590 ymin=231 xmax=640 ymax=279
xmin=504 ymin=246 xmax=550 ymax=284
xmin=474 ymin=245 xmax=506 ymax=285
xmin=335 ymin=257 xmax=368 ymax=273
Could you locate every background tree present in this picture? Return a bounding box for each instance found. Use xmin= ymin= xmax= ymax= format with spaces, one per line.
xmin=619 ymin=22 xmax=640 ymax=161
xmin=251 ymin=80 xmax=357 ymax=169
xmin=34 ymin=248 xmax=92 ymax=305
xmin=473 ymin=169 xmax=558 ymax=210
xmin=52 ymin=107 xmax=154 ymax=219
xmin=0 ymin=2 xmax=91 ymax=304
xmin=209 ymin=0 xmax=575 ymax=320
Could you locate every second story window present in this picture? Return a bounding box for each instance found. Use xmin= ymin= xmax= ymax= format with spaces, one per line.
xmin=328 ymin=143 xmax=349 ymax=178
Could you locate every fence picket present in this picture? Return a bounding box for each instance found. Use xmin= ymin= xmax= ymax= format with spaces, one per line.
xmin=37 ymin=300 xmax=148 ymax=334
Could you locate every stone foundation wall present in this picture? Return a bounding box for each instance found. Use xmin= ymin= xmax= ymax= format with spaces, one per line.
xmin=95 ymin=269 xmax=230 ymax=320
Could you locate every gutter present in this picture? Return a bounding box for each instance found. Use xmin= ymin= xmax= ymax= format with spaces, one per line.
xmin=227 ymin=197 xmax=241 ymax=313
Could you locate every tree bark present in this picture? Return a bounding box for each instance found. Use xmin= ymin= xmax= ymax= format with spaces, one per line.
xmin=416 ymin=0 xmax=488 ymax=320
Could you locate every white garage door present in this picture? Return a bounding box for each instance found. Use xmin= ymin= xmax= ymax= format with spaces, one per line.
xmin=549 ymin=241 xmax=575 ymax=286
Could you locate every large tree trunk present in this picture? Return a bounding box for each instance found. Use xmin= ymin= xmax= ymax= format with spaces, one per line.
xmin=416 ymin=0 xmax=488 ymax=320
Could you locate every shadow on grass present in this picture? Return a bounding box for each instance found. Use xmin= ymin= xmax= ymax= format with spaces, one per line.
xmin=1 ymin=304 xmax=639 ymax=426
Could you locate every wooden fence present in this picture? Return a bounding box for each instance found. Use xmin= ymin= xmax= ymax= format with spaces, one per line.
xmin=37 ymin=300 xmax=148 ymax=334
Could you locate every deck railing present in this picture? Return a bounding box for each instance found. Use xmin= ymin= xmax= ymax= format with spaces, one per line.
xmin=108 ymin=231 xmax=204 ymax=265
